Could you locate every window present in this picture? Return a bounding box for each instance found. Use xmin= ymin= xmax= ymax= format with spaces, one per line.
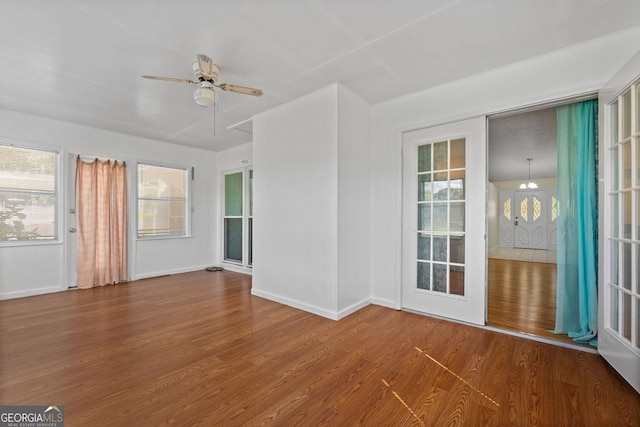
xmin=222 ymin=168 xmax=253 ymax=267
xmin=416 ymin=138 xmax=466 ymax=296
xmin=137 ymin=163 xmax=189 ymax=237
xmin=0 ymin=144 xmax=57 ymax=242
xmin=503 ymin=197 xmax=511 ymax=221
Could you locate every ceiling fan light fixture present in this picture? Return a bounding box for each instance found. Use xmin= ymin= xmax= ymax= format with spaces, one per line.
xmin=193 ymin=86 xmax=216 ymax=107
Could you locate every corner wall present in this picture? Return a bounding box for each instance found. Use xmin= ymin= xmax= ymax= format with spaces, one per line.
xmin=252 ymin=85 xmax=340 ymax=318
xmin=336 ymin=86 xmax=371 ymax=316
xmin=252 ymin=84 xmax=371 ymax=319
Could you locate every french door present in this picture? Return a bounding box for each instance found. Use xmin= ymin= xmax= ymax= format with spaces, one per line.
xmin=402 ymin=117 xmax=486 ymax=325
xmin=599 ymin=50 xmax=640 ymax=393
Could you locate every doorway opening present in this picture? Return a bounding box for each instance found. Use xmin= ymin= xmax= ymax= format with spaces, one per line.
xmin=486 ymin=99 xmax=594 ymax=347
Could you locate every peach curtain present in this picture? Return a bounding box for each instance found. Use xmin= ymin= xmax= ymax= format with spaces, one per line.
xmin=76 ymin=157 xmax=128 ymax=289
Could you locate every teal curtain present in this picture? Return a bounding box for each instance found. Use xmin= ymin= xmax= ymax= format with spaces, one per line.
xmin=553 ymin=99 xmax=598 ymax=345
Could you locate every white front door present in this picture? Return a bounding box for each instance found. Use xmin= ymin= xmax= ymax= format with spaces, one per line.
xmin=514 ymin=190 xmax=548 ymax=249
xmin=599 ymin=49 xmax=640 ymax=393
xmin=402 ymin=117 xmax=486 ymax=325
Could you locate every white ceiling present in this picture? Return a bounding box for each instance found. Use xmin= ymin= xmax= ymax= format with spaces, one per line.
xmin=489 ymin=107 xmax=558 ymax=183
xmin=1 ymin=1 xmax=639 ymax=152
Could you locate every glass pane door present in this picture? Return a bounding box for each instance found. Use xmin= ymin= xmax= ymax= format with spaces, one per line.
xmin=599 ymin=50 xmax=640 ymax=393
xmin=402 ymin=117 xmax=486 ymax=325
xmin=606 ymin=81 xmax=639 ymax=354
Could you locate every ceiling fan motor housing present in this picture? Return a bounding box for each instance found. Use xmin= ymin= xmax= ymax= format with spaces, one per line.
xmin=193 ymin=61 xmax=220 ymax=83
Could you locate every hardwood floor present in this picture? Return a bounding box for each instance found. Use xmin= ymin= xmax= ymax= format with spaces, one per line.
xmin=487 ymin=258 xmax=587 ymax=347
xmin=488 ymin=258 xmax=557 ymax=340
xmin=1 ymin=270 xmax=638 ymax=426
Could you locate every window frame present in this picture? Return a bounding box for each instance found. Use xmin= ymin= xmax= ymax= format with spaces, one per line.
xmin=136 ymin=162 xmax=191 ymax=239
xmin=0 ymin=139 xmax=61 ymax=246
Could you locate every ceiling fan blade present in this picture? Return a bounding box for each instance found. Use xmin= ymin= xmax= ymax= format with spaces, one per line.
xmin=142 ymin=75 xmax=198 ymax=84
xmin=197 ymin=54 xmax=214 ymax=80
xmin=218 ymin=83 xmax=263 ymax=97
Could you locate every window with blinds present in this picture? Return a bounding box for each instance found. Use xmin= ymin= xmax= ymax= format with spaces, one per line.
xmin=137 ymin=163 xmax=189 ymax=237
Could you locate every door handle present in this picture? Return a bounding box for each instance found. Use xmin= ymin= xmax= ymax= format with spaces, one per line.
xmin=514 ymin=221 xmax=518 ymax=226
xmin=69 ymin=228 xmax=77 ymax=233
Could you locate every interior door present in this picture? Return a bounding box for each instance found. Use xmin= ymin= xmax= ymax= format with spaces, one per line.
xmin=514 ymin=190 xmax=548 ymax=249
xmin=598 ymin=49 xmax=640 ymax=393
xmin=402 ymin=117 xmax=486 ymax=325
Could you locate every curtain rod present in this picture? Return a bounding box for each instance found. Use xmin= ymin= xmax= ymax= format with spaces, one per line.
xmin=77 ymin=155 xmax=125 ymax=164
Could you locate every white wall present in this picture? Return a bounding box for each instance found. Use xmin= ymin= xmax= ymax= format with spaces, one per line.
xmin=217 ymin=142 xmax=253 ymax=171
xmin=336 ymin=86 xmax=371 ymax=315
xmin=253 ymin=85 xmax=339 ymax=318
xmin=0 ymin=109 xmax=217 ymax=299
xmin=252 ymin=84 xmax=371 ymax=319
xmin=369 ymin=27 xmax=640 ymax=308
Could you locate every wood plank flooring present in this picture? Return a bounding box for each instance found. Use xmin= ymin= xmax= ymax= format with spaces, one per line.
xmin=487 ymin=258 xmax=563 ymax=341
xmin=1 ymin=270 xmax=639 ymax=426
xmin=487 ymin=258 xmax=589 ymax=347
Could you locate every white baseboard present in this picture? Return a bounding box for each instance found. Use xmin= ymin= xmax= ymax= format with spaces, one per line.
xmin=0 ymin=286 xmax=64 ymax=300
xmin=134 ymin=265 xmax=210 ymax=280
xmin=251 ymin=288 xmax=340 ymax=320
xmin=371 ymin=297 xmax=399 ymax=309
xmin=251 ymin=289 xmax=372 ymax=321
xmin=336 ymin=298 xmax=371 ymax=320
xmin=219 ymin=262 xmax=253 ymax=275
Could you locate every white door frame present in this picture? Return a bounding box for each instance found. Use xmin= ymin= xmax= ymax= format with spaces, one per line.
xmin=66 ymin=153 xmax=78 ymax=288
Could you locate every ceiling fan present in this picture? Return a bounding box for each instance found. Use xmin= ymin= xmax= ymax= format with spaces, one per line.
xmin=142 ymin=54 xmax=263 ymax=107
